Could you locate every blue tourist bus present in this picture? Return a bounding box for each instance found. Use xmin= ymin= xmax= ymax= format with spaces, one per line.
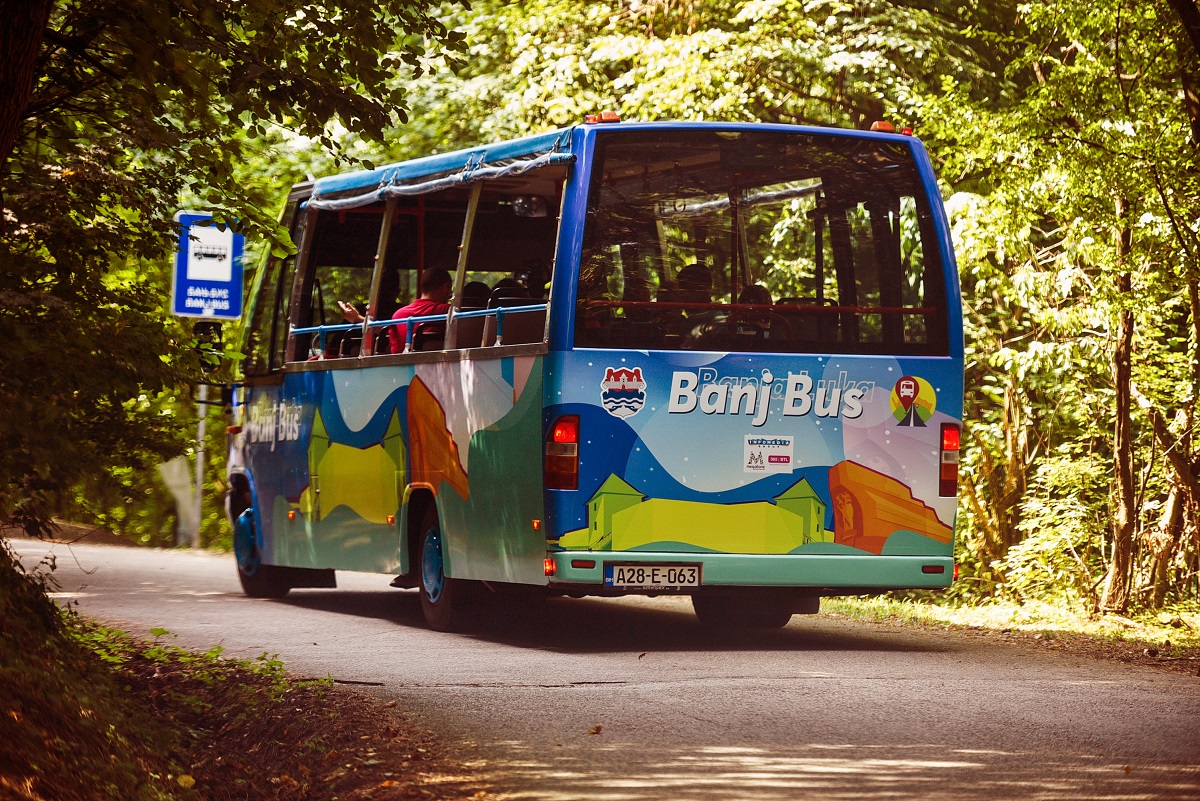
xmin=226 ymin=117 xmax=964 ymax=631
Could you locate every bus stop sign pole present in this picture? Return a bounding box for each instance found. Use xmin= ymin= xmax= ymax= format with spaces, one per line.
xmin=171 ymin=211 xmax=244 ymax=547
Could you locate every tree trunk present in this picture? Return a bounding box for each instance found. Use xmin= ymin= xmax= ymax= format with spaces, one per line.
xmin=1168 ymin=0 xmax=1200 ymax=64
xmin=1143 ymin=485 xmax=1182 ymax=608
xmin=960 ymin=375 xmax=1030 ymax=580
xmin=0 ymin=0 xmax=53 ymax=171
xmin=1101 ymin=198 xmax=1136 ymax=614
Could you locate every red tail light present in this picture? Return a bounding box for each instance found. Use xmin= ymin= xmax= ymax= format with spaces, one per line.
xmin=545 ymin=415 xmax=580 ymax=490
xmin=939 ymin=423 xmax=961 ymax=497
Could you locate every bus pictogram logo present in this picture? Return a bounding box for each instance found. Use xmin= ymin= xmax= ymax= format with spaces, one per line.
xmin=890 ymin=376 xmax=936 ymax=427
xmin=600 ymin=367 xmax=647 ymax=419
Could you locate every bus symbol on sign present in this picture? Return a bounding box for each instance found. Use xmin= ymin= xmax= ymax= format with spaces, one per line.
xmin=192 ymin=244 xmax=229 ymax=262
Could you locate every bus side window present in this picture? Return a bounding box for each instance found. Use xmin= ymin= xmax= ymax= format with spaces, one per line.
xmin=292 ymin=208 xmax=383 ymax=361
xmin=243 ymin=199 xmax=302 ymax=375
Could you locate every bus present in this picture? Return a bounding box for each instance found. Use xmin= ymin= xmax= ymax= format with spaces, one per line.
xmin=225 ymin=117 xmax=963 ymax=631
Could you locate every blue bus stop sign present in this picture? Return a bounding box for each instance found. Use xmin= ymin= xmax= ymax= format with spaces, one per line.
xmin=172 ymin=211 xmax=245 ymax=319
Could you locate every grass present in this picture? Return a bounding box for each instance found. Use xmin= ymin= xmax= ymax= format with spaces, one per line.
xmin=825 ymin=594 xmax=1200 ymax=657
xmin=0 ymin=543 xmax=493 ymax=801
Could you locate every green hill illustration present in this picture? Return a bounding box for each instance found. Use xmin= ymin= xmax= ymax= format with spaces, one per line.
xmin=558 ymin=474 xmax=830 ymax=554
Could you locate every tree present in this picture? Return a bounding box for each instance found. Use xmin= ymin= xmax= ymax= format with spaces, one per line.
xmin=929 ymin=0 xmax=1200 ymax=611
xmin=0 ymin=0 xmax=462 ymax=536
xmin=363 ymin=0 xmax=1013 ymax=161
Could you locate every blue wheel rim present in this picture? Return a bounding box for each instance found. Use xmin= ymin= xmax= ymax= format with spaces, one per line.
xmin=234 ymin=509 xmax=260 ymax=576
xmin=421 ymin=526 xmax=445 ymax=603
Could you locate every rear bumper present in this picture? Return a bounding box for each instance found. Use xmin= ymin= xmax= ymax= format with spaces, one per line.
xmin=547 ymin=550 xmax=953 ymax=593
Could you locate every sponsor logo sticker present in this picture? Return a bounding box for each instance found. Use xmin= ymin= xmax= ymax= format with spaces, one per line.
xmin=744 ymin=434 xmax=794 ymax=474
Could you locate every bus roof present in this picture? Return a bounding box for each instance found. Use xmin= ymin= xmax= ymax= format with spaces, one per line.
xmin=310 ymin=127 xmax=576 ymax=200
xmin=307 ymin=121 xmax=925 ymax=207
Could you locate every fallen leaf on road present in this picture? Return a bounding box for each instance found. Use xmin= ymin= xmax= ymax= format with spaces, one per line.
xmin=587 ymin=724 xmax=603 ymax=735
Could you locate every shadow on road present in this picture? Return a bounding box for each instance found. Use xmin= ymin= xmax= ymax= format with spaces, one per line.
xmin=465 ymin=740 xmax=1200 ymax=801
xmin=275 ymin=587 xmax=952 ymax=657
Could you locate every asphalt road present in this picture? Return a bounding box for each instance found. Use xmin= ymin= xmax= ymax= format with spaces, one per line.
xmin=12 ymin=539 xmax=1200 ymax=800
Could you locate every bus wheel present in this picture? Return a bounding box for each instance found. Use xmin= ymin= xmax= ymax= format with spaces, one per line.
xmin=417 ymin=506 xmax=469 ymax=632
xmin=233 ymin=508 xmax=291 ymax=599
xmin=691 ymin=594 xmax=792 ymax=629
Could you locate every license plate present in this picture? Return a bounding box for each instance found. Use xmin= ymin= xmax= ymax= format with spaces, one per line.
xmin=604 ymin=563 xmax=701 ymax=589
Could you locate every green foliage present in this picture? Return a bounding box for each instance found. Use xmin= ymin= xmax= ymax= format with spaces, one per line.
xmin=935 ymin=0 xmax=1200 ymax=611
xmin=370 ymin=0 xmax=1014 ymax=161
xmin=0 ymin=0 xmax=462 ymax=538
xmin=999 ymin=452 xmax=1110 ymax=607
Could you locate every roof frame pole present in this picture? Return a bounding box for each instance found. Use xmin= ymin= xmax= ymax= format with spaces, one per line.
xmin=362 ymin=196 xmax=398 ymax=357
xmin=285 ymin=204 xmax=319 ymax=363
xmin=446 ymin=182 xmax=483 ymax=350
xmin=728 ymin=178 xmax=742 ymax=302
xmin=542 ymin=181 xmax=570 ymax=345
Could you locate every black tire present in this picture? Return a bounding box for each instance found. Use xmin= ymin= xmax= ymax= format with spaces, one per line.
xmin=417 ymin=504 xmax=472 ymax=632
xmin=692 ymin=593 xmax=793 ymax=629
xmin=233 ymin=508 xmax=291 ymax=599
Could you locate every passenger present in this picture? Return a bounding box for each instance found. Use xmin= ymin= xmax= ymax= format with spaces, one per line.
xmin=738 ymin=284 xmax=772 ymax=306
xmin=460 ymin=280 xmax=491 ymax=309
xmin=339 ymin=267 xmax=452 ymax=353
xmin=675 ymin=264 xmax=712 ymax=303
xmin=669 ymin=263 xmax=714 ymax=338
xmin=493 ymin=276 xmax=525 ymax=292
xmin=488 ymin=276 xmax=529 ymax=307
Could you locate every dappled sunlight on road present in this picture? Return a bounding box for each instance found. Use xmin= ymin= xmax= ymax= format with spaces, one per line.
xmin=466 ymin=742 xmax=1200 ymax=800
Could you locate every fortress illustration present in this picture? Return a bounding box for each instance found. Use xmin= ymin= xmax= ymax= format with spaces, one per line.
xmin=559 ymin=461 xmax=952 ymax=555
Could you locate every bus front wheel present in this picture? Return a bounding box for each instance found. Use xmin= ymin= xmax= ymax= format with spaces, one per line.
xmin=417 ymin=505 xmax=471 ymax=632
xmin=691 ymin=593 xmax=792 ymax=629
xmin=233 ymin=509 xmax=291 ymax=599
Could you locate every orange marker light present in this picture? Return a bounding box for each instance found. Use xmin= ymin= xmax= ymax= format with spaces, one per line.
xmin=287 ymin=510 xmax=296 ymax=521
xmin=532 ymin=519 xmax=542 ymax=531
xmin=585 ymin=110 xmax=622 ymax=124
xmin=544 ymin=558 xmax=557 ymax=577
xmin=386 ymin=514 xmax=395 ymax=525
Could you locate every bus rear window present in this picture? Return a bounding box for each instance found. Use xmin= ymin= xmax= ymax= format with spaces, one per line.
xmin=575 ymin=130 xmax=949 ymax=356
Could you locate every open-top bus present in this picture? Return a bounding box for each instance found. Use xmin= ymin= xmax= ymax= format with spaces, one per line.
xmin=226 ymin=117 xmax=963 ymax=631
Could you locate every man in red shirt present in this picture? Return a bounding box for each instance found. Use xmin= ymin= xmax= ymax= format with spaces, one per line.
xmin=339 ymin=268 xmax=453 ymax=354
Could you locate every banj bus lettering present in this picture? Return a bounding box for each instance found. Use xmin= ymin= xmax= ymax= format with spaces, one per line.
xmin=667 ymin=368 xmax=872 ymax=423
xmin=224 ymin=118 xmax=965 ymax=632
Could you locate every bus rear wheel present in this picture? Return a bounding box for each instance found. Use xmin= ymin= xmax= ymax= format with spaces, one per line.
xmin=233 ymin=508 xmax=291 ymax=599
xmin=417 ymin=505 xmax=472 ymax=632
xmin=691 ymin=593 xmax=792 ymax=629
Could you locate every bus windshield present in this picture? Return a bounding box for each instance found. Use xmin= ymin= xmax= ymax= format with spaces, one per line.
xmin=576 ymin=129 xmax=947 ymax=355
